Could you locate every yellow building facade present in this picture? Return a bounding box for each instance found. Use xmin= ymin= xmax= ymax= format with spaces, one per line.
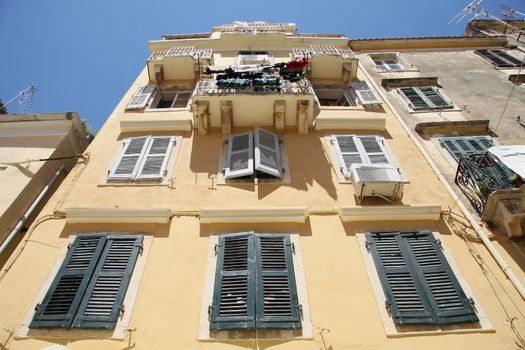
xmin=1 ymin=23 xmax=525 ymax=350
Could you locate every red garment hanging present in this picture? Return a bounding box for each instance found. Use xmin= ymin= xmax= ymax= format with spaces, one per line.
xmin=285 ymin=57 xmax=307 ymax=69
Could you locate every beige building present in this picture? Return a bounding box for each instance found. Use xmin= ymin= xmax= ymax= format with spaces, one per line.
xmin=1 ymin=22 xmax=525 ymax=350
xmin=0 ymin=113 xmax=89 ymax=266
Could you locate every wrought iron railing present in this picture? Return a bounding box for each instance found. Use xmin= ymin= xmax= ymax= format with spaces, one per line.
xmin=193 ymin=78 xmax=314 ymax=96
xmin=147 ymin=46 xmax=213 ymax=62
xmin=292 ymin=45 xmax=355 ymax=59
xmin=455 ymin=152 xmax=516 ymax=214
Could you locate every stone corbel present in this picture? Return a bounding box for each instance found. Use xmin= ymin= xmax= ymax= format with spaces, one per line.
xmin=220 ymin=101 xmax=233 ymax=135
xmin=273 ymin=100 xmax=286 ymax=132
xmin=296 ymin=100 xmax=309 ymax=135
xmin=194 ymin=101 xmax=209 ymax=135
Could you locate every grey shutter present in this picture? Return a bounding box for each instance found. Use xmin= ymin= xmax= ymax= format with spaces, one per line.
xmin=357 ymin=136 xmax=391 ymax=165
xmin=72 ymin=235 xmax=143 ymax=329
xmin=399 ymin=87 xmax=430 ymax=110
xmin=440 ymin=136 xmax=493 ymax=162
xmin=367 ymin=232 xmax=434 ymax=325
xmin=255 ymin=234 xmax=301 ymax=329
xmin=224 ymin=132 xmax=254 ymax=179
xmin=404 ymin=232 xmax=478 ymax=325
xmin=352 ymin=81 xmax=381 ymax=105
xmin=126 ymin=85 xmax=157 ymax=110
xmin=419 ymin=87 xmax=453 ymax=109
xmin=476 ymin=50 xmax=523 ymax=68
xmin=254 ymin=128 xmax=282 ymax=178
xmin=331 ymin=135 xmax=363 ymax=179
xmin=108 ymin=137 xmax=150 ymax=181
xmin=136 ymin=136 xmax=175 ymax=181
xmin=30 ymin=235 xmax=107 ymax=328
xmin=210 ymin=233 xmax=256 ymax=330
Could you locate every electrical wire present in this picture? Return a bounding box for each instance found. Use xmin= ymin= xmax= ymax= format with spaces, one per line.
xmin=0 ymin=154 xmax=86 ymax=166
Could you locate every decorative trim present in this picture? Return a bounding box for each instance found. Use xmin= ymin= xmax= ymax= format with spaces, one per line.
xmin=314 ymin=116 xmax=386 ymax=131
xmin=199 ymin=207 xmax=307 ymax=223
xmin=339 ymin=204 xmax=441 ymax=222
xmin=381 ymin=77 xmax=438 ymax=90
xmin=65 ymin=208 xmax=171 ymax=224
xmin=119 ymin=117 xmax=192 ymax=133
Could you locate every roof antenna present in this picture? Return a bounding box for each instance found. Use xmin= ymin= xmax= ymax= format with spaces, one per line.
xmin=501 ymin=4 xmax=525 ymax=19
xmin=2 ymin=84 xmax=36 ymax=113
xmin=448 ymin=0 xmax=483 ymax=25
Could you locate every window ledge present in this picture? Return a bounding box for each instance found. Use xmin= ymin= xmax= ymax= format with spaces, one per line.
xmin=356 ymin=232 xmax=493 ymax=337
xmin=65 ymin=207 xmax=171 ymax=224
xmin=17 ymin=236 xmax=153 ymax=340
xmin=200 ymin=207 xmax=307 ymax=224
xmin=408 ymin=107 xmax=462 ymax=114
xmin=339 ymin=204 xmax=441 ymax=222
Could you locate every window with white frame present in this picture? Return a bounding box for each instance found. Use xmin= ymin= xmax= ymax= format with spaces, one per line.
xmin=314 ymin=81 xmax=381 ymax=107
xmin=149 ymin=90 xmax=192 ymax=109
xmin=222 ymin=128 xmax=285 ymax=181
xmin=398 ymin=86 xmax=453 ymax=111
xmin=330 ymin=135 xmax=395 ymax=179
xmin=370 ymin=53 xmax=411 ymax=72
xmin=475 ymin=49 xmax=524 ymax=68
xmin=237 ymin=51 xmax=271 ymax=65
xmin=107 ymin=136 xmax=177 ymax=183
xmin=126 ymin=85 xmax=193 ymax=110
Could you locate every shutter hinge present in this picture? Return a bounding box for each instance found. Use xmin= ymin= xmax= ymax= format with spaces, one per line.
xmin=208 ymin=305 xmax=212 ymax=321
xmin=469 ymin=297 xmax=475 ymax=307
xmin=291 ymin=242 xmax=296 ymax=255
xmin=214 ymin=243 xmax=218 ymax=255
xmin=120 ymin=304 xmax=125 ymax=316
xmin=436 ymin=239 xmax=443 ymax=249
xmin=385 ymin=300 xmax=392 ymax=315
xmin=298 ymin=304 xmax=303 ymax=319
xmin=365 ymin=240 xmax=371 ymax=252
xmin=138 ymin=243 xmax=144 ymax=255
xmin=330 ymin=138 xmax=335 ymax=145
xmin=67 ymin=243 xmax=72 ymax=250
xmin=34 ymin=302 xmax=41 ymax=311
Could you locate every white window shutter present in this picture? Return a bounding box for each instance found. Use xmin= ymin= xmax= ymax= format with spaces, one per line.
xmin=225 ymin=132 xmax=254 ymax=179
xmin=136 ymin=136 xmax=175 ymax=180
xmin=351 ymin=81 xmax=381 ymax=106
xmin=356 ymin=136 xmax=392 ymax=165
xmin=108 ymin=137 xmax=150 ymax=181
xmin=254 ymin=128 xmax=282 ymax=178
xmin=331 ymin=135 xmax=363 ymax=179
xmin=126 ymin=85 xmax=157 ymax=110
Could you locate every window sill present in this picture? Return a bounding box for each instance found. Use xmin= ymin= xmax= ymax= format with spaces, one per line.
xmin=17 ymin=236 xmax=153 ymax=340
xmin=407 ymin=107 xmax=462 ymax=114
xmin=356 ymin=232 xmax=493 ymax=337
xmin=145 ymin=106 xmax=191 ymax=112
xmin=319 ymin=105 xmax=363 ymax=111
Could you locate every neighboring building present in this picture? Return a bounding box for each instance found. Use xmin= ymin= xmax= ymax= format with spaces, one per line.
xmin=1 ymin=22 xmax=525 ymax=350
xmin=0 ymin=112 xmax=89 ymax=266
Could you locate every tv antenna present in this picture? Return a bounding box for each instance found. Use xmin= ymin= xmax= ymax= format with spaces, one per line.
xmin=448 ymin=0 xmax=483 ymax=25
xmin=501 ymin=4 xmax=525 ymax=19
xmin=3 ymin=84 xmax=36 ymax=113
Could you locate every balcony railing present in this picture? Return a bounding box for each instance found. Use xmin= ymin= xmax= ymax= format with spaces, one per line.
xmin=293 ymin=45 xmax=355 ymax=59
xmin=216 ymin=23 xmax=287 ymax=33
xmin=148 ymin=46 xmax=213 ymax=62
xmin=193 ymin=78 xmax=314 ymax=96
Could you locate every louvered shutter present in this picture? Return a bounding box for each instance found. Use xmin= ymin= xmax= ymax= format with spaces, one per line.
xmin=136 ymin=136 xmax=175 ymax=181
xmin=30 ymin=235 xmax=107 ymax=328
xmin=476 ymin=50 xmax=523 ymax=68
xmin=352 ymin=81 xmax=381 ymax=105
xmin=210 ymin=233 xmax=256 ymax=330
xmin=255 ymin=234 xmax=301 ymax=329
xmin=367 ymin=233 xmax=434 ymax=325
xmin=404 ymin=232 xmax=478 ymax=325
xmin=126 ymin=85 xmax=157 ymax=110
xmin=108 ymin=137 xmax=150 ymax=181
xmin=439 ymin=136 xmax=493 ymax=161
xmin=419 ymin=87 xmax=453 ymax=109
xmin=399 ymin=87 xmax=430 ymax=110
xmin=72 ymin=235 xmax=143 ymax=329
xmin=224 ymin=132 xmax=254 ymax=179
xmin=254 ymin=128 xmax=282 ymax=178
xmin=357 ymin=136 xmax=391 ymax=165
xmin=331 ymin=135 xmax=363 ymax=179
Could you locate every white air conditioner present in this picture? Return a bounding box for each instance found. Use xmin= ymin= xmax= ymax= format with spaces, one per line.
xmin=350 ymin=164 xmax=404 ymax=202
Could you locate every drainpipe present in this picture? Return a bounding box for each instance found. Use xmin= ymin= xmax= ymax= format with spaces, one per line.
xmin=0 ymin=165 xmax=65 ymax=257
xmin=360 ymin=67 xmax=525 ymax=300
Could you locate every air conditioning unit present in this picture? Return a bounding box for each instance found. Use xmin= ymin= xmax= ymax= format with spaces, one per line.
xmin=350 ymin=164 xmax=404 ymax=202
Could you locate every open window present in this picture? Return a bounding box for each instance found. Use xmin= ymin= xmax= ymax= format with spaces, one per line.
xmin=126 ymin=85 xmax=157 ymax=110
xmin=149 ymin=90 xmax=192 ymax=109
xmin=369 ymin=53 xmax=412 ymax=72
xmin=314 ymin=81 xmax=380 ymax=107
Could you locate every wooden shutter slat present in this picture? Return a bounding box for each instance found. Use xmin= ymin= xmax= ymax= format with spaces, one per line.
xmin=30 ymin=235 xmax=107 ymax=329
xmin=225 ymin=132 xmax=254 ymax=179
xmin=352 ymin=81 xmax=381 ymax=105
xmin=210 ymin=233 xmax=256 ymax=330
xmin=108 ymin=137 xmax=150 ymax=181
xmin=332 ymin=135 xmax=363 ymax=178
xmin=136 ymin=136 xmax=175 ymax=180
xmin=254 ymin=128 xmax=282 ymax=178
xmin=255 ymin=234 xmax=301 ymax=329
xmin=367 ymin=233 xmax=434 ymax=325
xmin=126 ymin=85 xmax=157 ymax=110
xmin=357 ymin=136 xmax=390 ymax=165
xmin=72 ymin=235 xmax=142 ymax=329
xmin=399 ymin=87 xmax=429 ymax=110
xmin=440 ymin=136 xmax=493 ymax=161
xmin=420 ymin=87 xmax=453 ymax=109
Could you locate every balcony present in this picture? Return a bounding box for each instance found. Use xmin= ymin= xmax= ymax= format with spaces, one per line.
xmin=147 ymin=46 xmax=213 ymax=83
xmin=292 ymin=45 xmax=358 ymax=83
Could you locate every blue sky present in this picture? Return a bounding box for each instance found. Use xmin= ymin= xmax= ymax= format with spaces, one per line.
xmin=0 ymin=0 xmax=523 ymax=130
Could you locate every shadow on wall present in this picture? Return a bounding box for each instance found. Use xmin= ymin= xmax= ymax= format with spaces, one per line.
xmin=199 ymin=219 xmax=313 ymax=238
xmin=59 ymin=222 xmax=171 ymax=238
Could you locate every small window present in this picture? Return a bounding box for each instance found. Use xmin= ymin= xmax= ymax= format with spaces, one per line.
xmin=237 ymin=51 xmax=271 ymax=65
xmin=314 ymin=81 xmax=380 ymax=107
xmin=209 ymin=232 xmax=301 ymax=331
xmin=439 ymin=136 xmax=494 ymax=162
xmin=365 ymin=231 xmax=479 ymax=326
xmin=30 ymin=234 xmax=143 ymax=329
xmin=150 ymin=90 xmax=192 ymax=109
xmin=331 ymin=135 xmax=394 ymax=179
xmin=370 ymin=53 xmax=411 ymax=72
xmin=223 ymin=128 xmax=285 ymax=181
xmin=475 ymin=49 xmax=524 ymax=68
xmin=398 ymin=86 xmax=453 ymax=111
xmin=107 ymin=136 xmax=177 ymax=183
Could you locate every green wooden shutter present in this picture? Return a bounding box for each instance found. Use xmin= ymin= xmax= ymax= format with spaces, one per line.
xmin=403 ymin=231 xmax=478 ymax=325
xmin=30 ymin=235 xmax=107 ymax=328
xmin=476 ymin=50 xmax=523 ymax=68
xmin=419 ymin=87 xmax=453 ymax=109
xmin=72 ymin=235 xmax=143 ymax=329
xmin=254 ymin=234 xmax=301 ymax=329
xmin=440 ymin=136 xmax=493 ymax=161
xmin=210 ymin=233 xmax=256 ymax=330
xmin=367 ymin=232 xmax=434 ymax=325
xmin=399 ymin=87 xmax=429 ymax=110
